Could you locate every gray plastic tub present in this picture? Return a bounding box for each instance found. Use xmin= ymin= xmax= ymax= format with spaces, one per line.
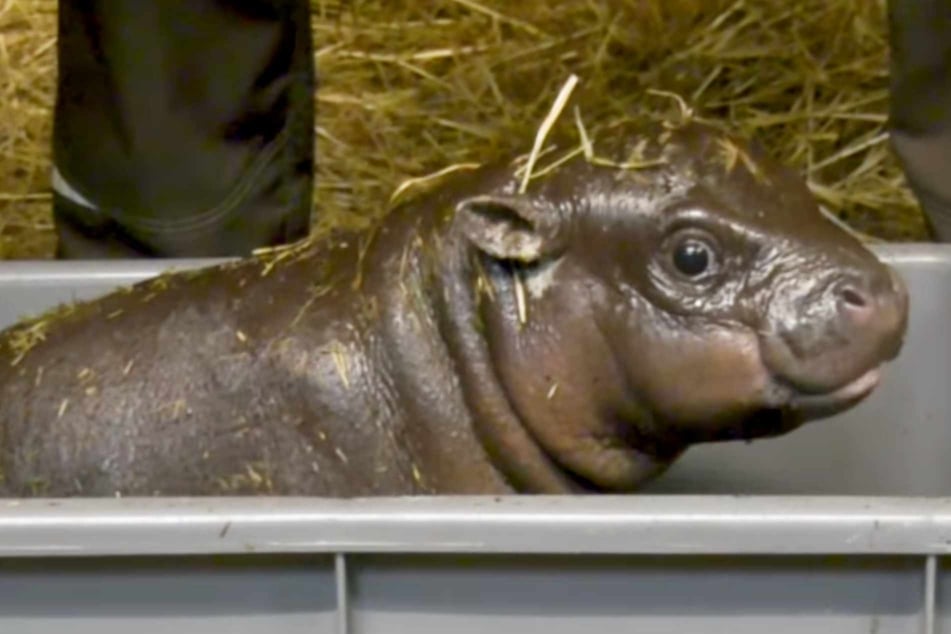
xmin=0 ymin=243 xmax=949 ymax=633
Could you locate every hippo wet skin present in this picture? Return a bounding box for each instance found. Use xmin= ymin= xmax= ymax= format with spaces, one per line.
xmin=0 ymin=119 xmax=908 ymax=497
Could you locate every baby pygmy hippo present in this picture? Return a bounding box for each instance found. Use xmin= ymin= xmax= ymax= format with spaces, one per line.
xmin=0 ymin=118 xmax=908 ymax=497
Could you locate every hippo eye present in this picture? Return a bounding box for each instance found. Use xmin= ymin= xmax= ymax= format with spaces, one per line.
xmin=672 ymin=238 xmax=716 ymax=278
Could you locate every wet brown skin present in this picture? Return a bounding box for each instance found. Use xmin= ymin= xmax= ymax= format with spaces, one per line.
xmin=0 ymin=119 xmax=909 ymax=497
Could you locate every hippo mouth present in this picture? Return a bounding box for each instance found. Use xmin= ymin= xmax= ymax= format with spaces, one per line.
xmin=784 ymin=365 xmax=881 ymax=419
xmin=713 ymin=366 xmax=883 ymax=444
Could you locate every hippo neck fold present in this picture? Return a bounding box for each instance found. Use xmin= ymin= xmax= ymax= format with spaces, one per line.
xmin=425 ymin=229 xmax=588 ymax=494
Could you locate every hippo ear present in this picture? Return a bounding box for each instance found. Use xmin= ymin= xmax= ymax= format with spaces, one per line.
xmin=455 ymin=195 xmax=563 ymax=263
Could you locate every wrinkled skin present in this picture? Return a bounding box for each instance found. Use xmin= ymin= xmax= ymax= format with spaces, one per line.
xmin=0 ymin=119 xmax=909 ymax=497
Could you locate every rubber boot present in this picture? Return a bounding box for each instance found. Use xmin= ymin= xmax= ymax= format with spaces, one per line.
xmin=887 ymin=0 xmax=951 ymax=242
xmin=51 ymin=0 xmax=316 ymax=259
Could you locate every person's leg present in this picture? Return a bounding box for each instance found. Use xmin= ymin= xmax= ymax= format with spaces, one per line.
xmin=51 ymin=0 xmax=315 ymax=259
xmin=887 ymin=0 xmax=951 ymax=241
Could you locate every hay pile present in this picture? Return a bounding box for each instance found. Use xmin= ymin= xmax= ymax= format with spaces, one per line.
xmin=0 ymin=0 xmax=930 ymax=260
xmin=0 ymin=0 xmax=57 ymax=259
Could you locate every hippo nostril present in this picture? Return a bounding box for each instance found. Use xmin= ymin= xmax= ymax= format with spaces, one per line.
xmin=839 ymin=286 xmax=868 ymax=309
xmin=834 ymin=281 xmax=875 ymax=326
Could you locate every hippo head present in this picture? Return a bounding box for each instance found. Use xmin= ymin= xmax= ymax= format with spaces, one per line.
xmin=448 ymin=118 xmax=909 ymax=492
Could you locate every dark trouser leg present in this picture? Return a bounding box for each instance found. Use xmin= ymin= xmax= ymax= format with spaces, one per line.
xmin=888 ymin=0 xmax=951 ymax=242
xmin=51 ymin=0 xmax=315 ymax=259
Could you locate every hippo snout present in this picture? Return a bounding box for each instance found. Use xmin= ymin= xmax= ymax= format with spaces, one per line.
xmin=758 ymin=257 xmax=909 ymax=412
xmin=832 ymin=264 xmax=908 ymax=363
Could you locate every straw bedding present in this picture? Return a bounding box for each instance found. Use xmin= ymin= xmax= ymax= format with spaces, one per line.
xmin=0 ymin=0 xmax=930 ymax=260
